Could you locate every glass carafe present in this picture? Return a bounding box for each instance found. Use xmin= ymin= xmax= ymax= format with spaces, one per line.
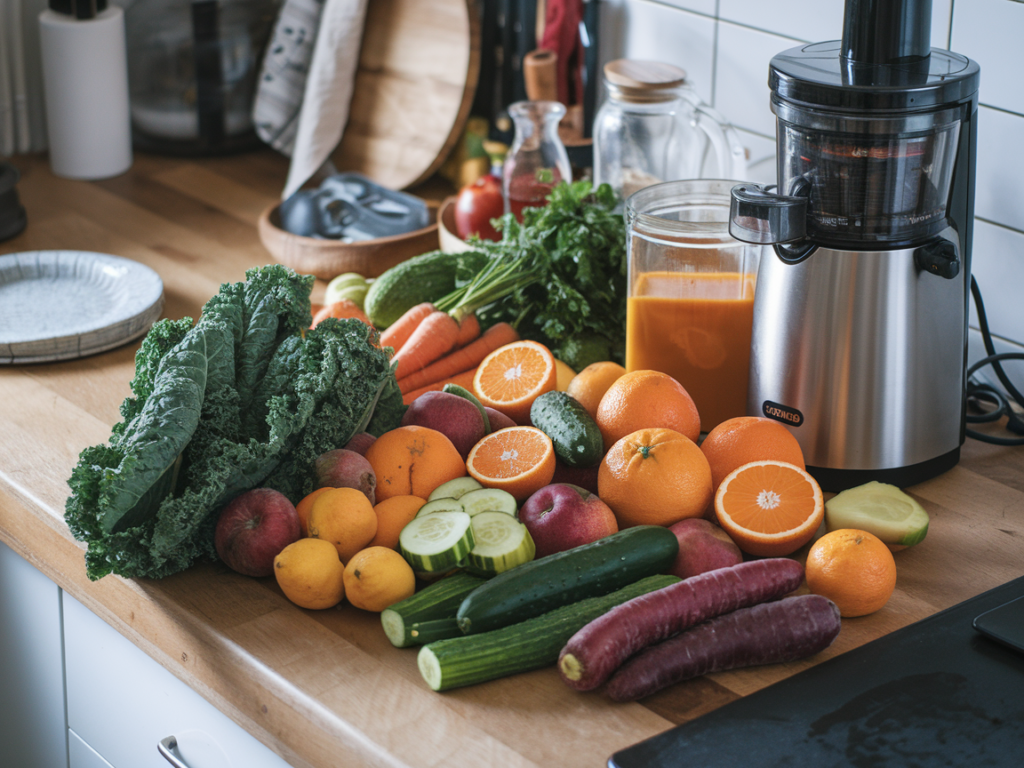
xmin=594 ymin=60 xmax=748 ymax=202
xmin=502 ymin=101 xmax=572 ymax=220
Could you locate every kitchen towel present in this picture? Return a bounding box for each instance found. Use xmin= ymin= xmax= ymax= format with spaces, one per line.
xmin=282 ymin=0 xmax=369 ymax=200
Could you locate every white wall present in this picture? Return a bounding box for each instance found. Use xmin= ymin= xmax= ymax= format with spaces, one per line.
xmin=599 ymin=0 xmax=1024 ymax=391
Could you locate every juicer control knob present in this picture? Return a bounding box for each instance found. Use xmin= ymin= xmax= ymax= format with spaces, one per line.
xmin=914 ymin=238 xmax=960 ymax=279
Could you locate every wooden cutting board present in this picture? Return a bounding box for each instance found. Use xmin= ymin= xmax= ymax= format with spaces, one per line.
xmin=331 ymin=0 xmax=480 ymax=190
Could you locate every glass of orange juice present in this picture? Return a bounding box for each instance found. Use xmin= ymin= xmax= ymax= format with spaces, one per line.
xmin=625 ymin=180 xmax=767 ymax=434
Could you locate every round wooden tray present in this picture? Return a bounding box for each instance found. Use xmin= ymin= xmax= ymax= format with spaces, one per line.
xmin=257 ymin=201 xmax=440 ymax=281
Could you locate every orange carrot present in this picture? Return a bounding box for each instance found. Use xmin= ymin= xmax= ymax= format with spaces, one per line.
xmin=311 ymin=299 xmax=372 ymax=328
xmin=397 ymin=322 xmax=519 ymax=394
xmin=379 ymin=302 xmax=436 ymax=353
xmin=402 ymin=368 xmax=479 ymax=405
xmin=391 ymin=310 xmax=461 ymax=380
xmin=454 ymin=312 xmax=481 ymax=348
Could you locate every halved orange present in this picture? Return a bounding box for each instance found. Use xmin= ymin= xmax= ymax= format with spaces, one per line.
xmin=466 ymin=426 xmax=556 ymax=503
xmin=473 ymin=340 xmax=557 ymax=425
xmin=714 ymin=460 xmax=823 ymax=557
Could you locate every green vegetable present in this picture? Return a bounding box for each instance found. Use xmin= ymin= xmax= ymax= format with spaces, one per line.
xmin=455 ymin=525 xmax=679 ymax=634
xmin=381 ymin=572 xmax=486 ymax=647
xmin=64 ymin=265 xmax=405 ymax=581
xmin=417 ymin=574 xmax=680 ymax=691
xmin=465 ymin=512 xmax=535 ymax=575
xmin=399 ymin=511 xmax=475 ymax=573
xmin=529 ymin=391 xmax=604 ymax=468
xmin=364 ymin=250 xmax=487 ymax=328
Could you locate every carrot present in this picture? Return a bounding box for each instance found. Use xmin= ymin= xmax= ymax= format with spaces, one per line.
xmin=454 ymin=312 xmax=481 ymax=348
xmin=391 ymin=311 xmax=462 ymax=380
xmin=558 ymin=559 xmax=804 ymax=691
xmin=379 ymin=302 xmax=436 ymax=353
xmin=402 ymin=368 xmax=478 ymax=405
xmin=605 ymin=595 xmax=841 ymax=702
xmin=311 ymin=299 xmax=372 ymax=328
xmin=397 ymin=322 xmax=519 ymax=395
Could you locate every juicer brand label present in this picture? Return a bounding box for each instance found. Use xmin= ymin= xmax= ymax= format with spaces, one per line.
xmin=762 ymin=400 xmax=804 ymax=427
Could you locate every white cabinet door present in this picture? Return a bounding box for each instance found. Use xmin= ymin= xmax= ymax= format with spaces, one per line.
xmin=70 ymin=729 xmax=115 ymax=768
xmin=0 ymin=541 xmax=69 ymax=768
xmin=63 ymin=593 xmax=294 ymax=768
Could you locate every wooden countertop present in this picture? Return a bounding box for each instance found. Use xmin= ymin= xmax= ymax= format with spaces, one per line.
xmin=2 ymin=152 xmax=1023 ymax=768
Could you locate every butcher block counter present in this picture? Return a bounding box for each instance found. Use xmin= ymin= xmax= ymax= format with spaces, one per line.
xmin=1 ymin=152 xmax=1023 ymax=768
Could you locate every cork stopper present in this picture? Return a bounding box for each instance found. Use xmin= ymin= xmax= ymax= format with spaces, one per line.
xmin=603 ymin=60 xmax=687 ymax=102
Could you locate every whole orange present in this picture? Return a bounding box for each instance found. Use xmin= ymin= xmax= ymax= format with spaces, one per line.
xmin=596 ymin=370 xmax=701 ymax=449
xmin=566 ymin=361 xmax=626 ymax=419
xmin=308 ymin=487 xmax=378 ymax=563
xmin=701 ymin=417 xmax=806 ymax=494
xmin=364 ymin=426 xmax=466 ymax=501
xmin=295 ymin=487 xmax=333 ymax=536
xmin=367 ymin=495 xmax=427 ymax=549
xmin=598 ymin=427 xmax=712 ymax=528
xmin=805 ymin=528 xmax=897 ymax=617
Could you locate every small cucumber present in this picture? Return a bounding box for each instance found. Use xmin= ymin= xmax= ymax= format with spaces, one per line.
xmin=529 ymin=391 xmax=604 ymax=468
xmin=455 ymin=526 xmax=679 ymax=634
xmin=399 ymin=512 xmax=475 ymax=573
xmin=466 ymin=512 xmax=535 ymax=575
xmin=459 ymin=488 xmax=518 ymax=518
xmin=443 ymin=383 xmax=491 ymax=433
xmin=415 ymin=498 xmax=465 ymax=518
xmin=380 ymin=572 xmax=486 ymax=647
xmin=428 ymin=477 xmax=483 ymax=502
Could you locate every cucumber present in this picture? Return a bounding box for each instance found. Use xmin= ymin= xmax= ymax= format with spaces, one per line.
xmin=529 ymin=391 xmax=604 ymax=468
xmin=459 ymin=488 xmax=518 ymax=518
xmin=466 ymin=512 xmax=535 ymax=575
xmin=415 ymin=498 xmax=465 ymax=518
xmin=418 ymin=574 xmax=680 ymax=691
xmin=364 ymin=250 xmax=488 ymax=329
xmin=824 ymin=481 xmax=930 ymax=550
xmin=381 ymin=572 xmax=486 ymax=647
xmin=455 ymin=525 xmax=679 ymax=634
xmin=427 ymin=477 xmax=483 ymax=502
xmin=443 ymin=384 xmax=491 ymax=434
xmin=399 ymin=512 xmax=475 ymax=573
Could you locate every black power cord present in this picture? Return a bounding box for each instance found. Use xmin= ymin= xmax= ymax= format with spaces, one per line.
xmin=966 ymin=276 xmax=1024 ymax=446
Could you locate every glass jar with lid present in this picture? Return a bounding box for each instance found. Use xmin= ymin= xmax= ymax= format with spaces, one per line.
xmin=594 ymin=60 xmax=748 ymax=201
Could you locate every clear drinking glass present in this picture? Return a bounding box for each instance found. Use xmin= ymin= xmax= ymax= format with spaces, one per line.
xmin=502 ymin=101 xmax=572 ymax=220
xmin=626 ymin=180 xmax=766 ymax=432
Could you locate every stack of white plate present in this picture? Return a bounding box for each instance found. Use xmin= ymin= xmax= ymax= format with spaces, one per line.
xmin=0 ymin=251 xmax=165 ymax=364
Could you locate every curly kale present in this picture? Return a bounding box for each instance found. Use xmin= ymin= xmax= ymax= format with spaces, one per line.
xmin=65 ymin=265 xmax=405 ymax=581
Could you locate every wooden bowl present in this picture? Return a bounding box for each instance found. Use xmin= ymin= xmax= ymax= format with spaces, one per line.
xmin=257 ymin=201 xmax=440 ymax=280
xmin=437 ymin=196 xmax=476 ymax=254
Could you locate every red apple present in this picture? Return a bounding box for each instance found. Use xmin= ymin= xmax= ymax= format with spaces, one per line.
xmin=551 ymin=459 xmax=600 ymax=495
xmin=215 ymin=488 xmax=301 ymax=577
xmin=484 ymin=406 xmax=517 ymax=432
xmin=519 ymin=483 xmax=619 ymax=558
xmin=315 ymin=448 xmax=377 ymax=504
xmin=667 ymin=518 xmax=743 ymax=580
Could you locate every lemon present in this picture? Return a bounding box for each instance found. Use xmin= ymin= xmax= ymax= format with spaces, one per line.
xmin=824 ymin=481 xmax=929 ymax=551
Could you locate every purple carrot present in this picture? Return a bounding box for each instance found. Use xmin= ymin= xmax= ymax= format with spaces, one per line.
xmin=606 ymin=594 xmax=842 ymax=702
xmin=558 ymin=558 xmax=804 ymax=691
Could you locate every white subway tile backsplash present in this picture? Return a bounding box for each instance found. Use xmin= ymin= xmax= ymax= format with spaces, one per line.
xmin=970 ymin=219 xmax=1024 ymax=346
xmin=715 ymin=22 xmax=801 ymax=136
xmin=718 ymin=0 xmax=843 ymax=43
xmin=951 ymin=0 xmax=1024 ymax=116
xmin=975 ymin=106 xmax=1024 ymax=234
xmin=655 ymin=0 xmax=717 ymax=18
xmin=735 ymin=128 xmax=777 ymax=185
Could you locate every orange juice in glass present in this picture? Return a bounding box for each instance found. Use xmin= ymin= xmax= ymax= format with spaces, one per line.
xmin=625 ymin=181 xmax=765 ymax=433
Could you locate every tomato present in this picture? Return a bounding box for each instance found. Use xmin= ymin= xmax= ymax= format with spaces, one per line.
xmin=454 ymin=174 xmax=504 ymax=241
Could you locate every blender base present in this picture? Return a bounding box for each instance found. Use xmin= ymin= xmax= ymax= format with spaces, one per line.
xmin=807 ymin=446 xmax=961 ymax=492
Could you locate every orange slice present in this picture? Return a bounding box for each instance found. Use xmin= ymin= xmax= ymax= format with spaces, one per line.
xmin=714 ymin=460 xmax=823 ymax=557
xmin=466 ymin=426 xmax=556 ymax=503
xmin=473 ymin=340 xmax=557 ymax=425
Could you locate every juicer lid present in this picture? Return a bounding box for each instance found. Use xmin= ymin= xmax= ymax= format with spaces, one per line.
xmin=770 ymin=41 xmax=979 ymax=113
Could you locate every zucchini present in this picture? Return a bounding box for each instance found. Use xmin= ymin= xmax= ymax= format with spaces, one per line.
xmin=418 ymin=574 xmax=680 ymax=691
xmin=381 ymin=572 xmax=486 ymax=647
xmin=427 ymin=477 xmax=483 ymax=502
xmin=529 ymin=391 xmax=604 ymax=468
xmin=364 ymin=250 xmax=488 ymax=329
xmin=459 ymin=488 xmax=518 ymax=518
xmin=466 ymin=512 xmax=535 ymax=575
xmin=455 ymin=525 xmax=679 ymax=634
xmin=399 ymin=512 xmax=475 ymax=573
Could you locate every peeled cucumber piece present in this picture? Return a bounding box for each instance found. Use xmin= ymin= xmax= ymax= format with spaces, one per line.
xmin=825 ymin=481 xmax=930 ymax=550
xmin=467 ymin=512 xmax=535 ymax=575
xmin=428 ymin=477 xmax=483 ymax=501
xmin=460 ymin=488 xmax=518 ymax=519
xmin=399 ymin=512 xmax=475 ymax=573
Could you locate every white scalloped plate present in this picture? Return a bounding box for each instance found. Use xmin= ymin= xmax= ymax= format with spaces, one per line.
xmin=0 ymin=251 xmax=164 ymax=364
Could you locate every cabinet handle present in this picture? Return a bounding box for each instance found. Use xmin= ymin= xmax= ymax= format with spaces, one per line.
xmin=158 ymin=735 xmax=191 ymax=768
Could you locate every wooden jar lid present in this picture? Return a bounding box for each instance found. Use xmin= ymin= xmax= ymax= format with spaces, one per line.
xmin=603 ymin=60 xmax=687 ymax=91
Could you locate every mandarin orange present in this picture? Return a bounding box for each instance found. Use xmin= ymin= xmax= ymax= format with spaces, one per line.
xmin=566 ymin=361 xmax=626 ymax=419
xmin=805 ymin=528 xmax=897 ymax=617
xmin=700 ymin=417 xmax=806 ymax=494
xmin=595 ymin=370 xmax=701 ymax=449
xmin=367 ymin=495 xmax=427 ymax=549
xmin=364 ymin=426 xmax=466 ymax=501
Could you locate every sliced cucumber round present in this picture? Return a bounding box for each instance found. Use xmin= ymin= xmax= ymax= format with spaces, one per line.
xmin=466 ymin=512 xmax=536 ymax=575
xmin=460 ymin=488 xmax=518 ymax=518
xmin=824 ymin=481 xmax=930 ymax=549
xmin=415 ymin=498 xmax=466 ymax=518
xmin=399 ymin=512 xmax=475 ymax=573
xmin=428 ymin=477 xmax=484 ymax=502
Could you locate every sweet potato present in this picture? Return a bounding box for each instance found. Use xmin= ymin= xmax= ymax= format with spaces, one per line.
xmin=605 ymin=594 xmax=842 ymax=702
xmin=558 ymin=558 xmax=804 ymax=691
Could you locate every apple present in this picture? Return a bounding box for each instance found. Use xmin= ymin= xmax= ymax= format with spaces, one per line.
xmin=667 ymin=518 xmax=743 ymax=580
xmin=315 ymin=448 xmax=377 ymax=504
xmin=484 ymin=407 xmax=517 ymax=432
xmin=551 ymin=459 xmax=600 ymax=495
xmin=519 ymin=483 xmax=619 ymax=558
xmin=215 ymin=488 xmax=301 ymax=577
xmin=402 ymin=391 xmax=486 ymax=459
